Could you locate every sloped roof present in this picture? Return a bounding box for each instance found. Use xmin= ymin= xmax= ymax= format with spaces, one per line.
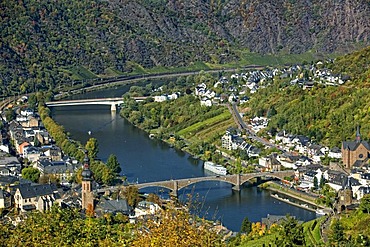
xmin=18 ymin=184 xmax=57 ymax=199
xmin=342 ymin=140 xmax=370 ymax=151
xmin=99 ymin=198 xmax=130 ymax=214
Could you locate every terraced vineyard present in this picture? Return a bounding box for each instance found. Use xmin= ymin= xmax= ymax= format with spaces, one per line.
xmin=177 ymin=111 xmax=234 ymax=142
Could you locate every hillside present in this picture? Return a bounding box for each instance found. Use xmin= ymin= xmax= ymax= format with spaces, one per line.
xmin=0 ymin=0 xmax=369 ymax=96
xmin=246 ymin=46 xmax=370 ymax=147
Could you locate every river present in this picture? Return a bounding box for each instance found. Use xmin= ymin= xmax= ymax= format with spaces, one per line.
xmin=51 ymin=83 xmax=316 ymax=232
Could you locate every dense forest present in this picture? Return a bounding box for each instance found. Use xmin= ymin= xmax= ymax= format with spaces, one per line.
xmin=246 ymin=46 xmax=370 ymax=147
xmin=1 ymin=0 xmax=369 ymax=97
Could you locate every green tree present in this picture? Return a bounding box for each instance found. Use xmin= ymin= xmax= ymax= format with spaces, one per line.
xmin=319 ymin=175 xmax=326 ymax=189
xmin=359 ymin=194 xmax=370 ymax=214
xmin=329 ymin=219 xmax=345 ymax=246
xmin=240 ymin=216 xmax=252 ymax=234
xmin=275 ymin=215 xmax=305 ymax=246
xmin=4 ymin=108 xmax=15 ymax=121
xmin=313 ymin=176 xmax=318 ymax=190
xmin=21 ymin=167 xmax=40 ymax=183
xmin=106 ymin=154 xmax=121 ymax=174
xmin=85 ymin=138 xmax=99 ymax=159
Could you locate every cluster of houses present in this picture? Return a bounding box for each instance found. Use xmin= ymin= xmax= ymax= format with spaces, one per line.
xmin=0 ymin=103 xmax=162 ymax=225
xmin=220 ymin=121 xmax=370 ymax=209
xmin=264 ymin=128 xmax=370 ymax=206
xmin=221 ymin=127 xmax=260 ymax=157
xmin=195 ymin=62 xmax=348 ymax=107
xmin=153 ymin=92 xmax=180 ymax=103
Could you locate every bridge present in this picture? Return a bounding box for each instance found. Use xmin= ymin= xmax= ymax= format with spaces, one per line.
xmin=100 ymin=170 xmax=295 ymax=197
xmin=45 ymin=97 xmax=147 ymax=111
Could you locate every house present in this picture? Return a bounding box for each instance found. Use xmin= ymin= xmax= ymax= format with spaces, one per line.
xmin=36 ymin=159 xmax=75 ymax=182
xmin=134 ymin=201 xmax=161 ymax=218
xmin=35 ymin=130 xmax=51 ymax=145
xmin=259 ymin=154 xmax=281 ymax=171
xmin=19 ymin=116 xmax=39 ymax=128
xmin=14 ymin=183 xmax=60 ymax=212
xmin=221 ymin=133 xmax=239 ymax=150
xmin=0 ymin=152 xmax=21 ymax=176
xmin=200 ymin=97 xmax=212 ymax=107
xmin=342 ymin=128 xmax=370 ymax=169
xmin=23 ymin=146 xmax=41 ymax=163
xmin=0 ymin=189 xmax=12 ymax=209
xmin=261 ymin=215 xmax=296 ymax=229
xmin=96 ymin=197 xmax=131 ymax=216
xmin=354 ymin=185 xmax=370 ymax=200
xmin=0 ymin=133 xmax=9 ymax=153
xmin=40 ymin=146 xmax=62 ymax=161
xmin=20 ymin=108 xmax=34 ymax=117
xmin=154 ymin=95 xmax=167 ymax=102
xmin=328 ymin=147 xmax=342 ymax=159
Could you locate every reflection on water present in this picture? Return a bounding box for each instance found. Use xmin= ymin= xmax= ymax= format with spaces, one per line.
xmin=52 ymin=104 xmax=316 ymax=232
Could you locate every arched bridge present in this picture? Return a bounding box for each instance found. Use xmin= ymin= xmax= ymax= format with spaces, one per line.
xmin=133 ymin=170 xmax=294 ymax=197
xmin=45 ymin=97 xmax=147 ymax=111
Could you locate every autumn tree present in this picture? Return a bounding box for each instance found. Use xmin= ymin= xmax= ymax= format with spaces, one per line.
xmin=131 ymin=207 xmax=224 ymax=247
xmin=85 ymin=138 xmax=99 ymax=159
xmin=121 ymin=186 xmax=140 ymax=207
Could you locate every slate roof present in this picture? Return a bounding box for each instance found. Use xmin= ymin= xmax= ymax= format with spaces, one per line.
xmin=38 ymin=159 xmax=75 ymax=174
xmin=99 ymin=198 xmax=130 ymax=214
xmin=342 ymin=140 xmax=370 ymax=151
xmin=0 ymin=176 xmax=18 ymax=186
xmin=18 ymin=184 xmax=57 ymax=199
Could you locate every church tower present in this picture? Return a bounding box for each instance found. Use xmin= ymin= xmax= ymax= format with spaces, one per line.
xmin=81 ymin=152 xmax=94 ymax=211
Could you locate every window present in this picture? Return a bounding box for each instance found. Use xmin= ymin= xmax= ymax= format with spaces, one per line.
xmin=359 ymin=154 xmax=364 ymax=158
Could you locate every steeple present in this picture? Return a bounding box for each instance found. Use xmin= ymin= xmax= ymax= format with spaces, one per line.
xmin=81 ymin=151 xmax=94 ymax=211
xmin=81 ymin=151 xmax=93 ymax=181
xmin=356 ymin=126 xmax=361 ymax=143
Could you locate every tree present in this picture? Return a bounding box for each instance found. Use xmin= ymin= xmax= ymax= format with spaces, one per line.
xmin=275 ymin=215 xmax=305 ymax=246
xmin=4 ymin=108 xmax=15 ymax=121
xmin=359 ymin=194 xmax=370 ymax=214
xmin=22 ymin=167 xmax=40 ymax=183
xmin=329 ymin=219 xmax=345 ymax=246
xmin=319 ymin=175 xmax=326 ymax=189
xmin=240 ymin=216 xmax=252 ymax=234
xmin=122 ymin=186 xmax=140 ymax=207
xmin=313 ymin=176 xmax=318 ymax=190
xmin=85 ymin=138 xmax=99 ymax=159
xmin=106 ymin=154 xmax=121 ymax=174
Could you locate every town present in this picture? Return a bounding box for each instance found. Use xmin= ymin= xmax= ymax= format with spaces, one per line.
xmin=0 ymin=62 xmax=366 ymax=235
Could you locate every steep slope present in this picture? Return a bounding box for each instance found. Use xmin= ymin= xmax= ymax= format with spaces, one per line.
xmin=247 ymin=46 xmax=370 ymax=147
xmin=0 ymin=0 xmax=369 ymax=96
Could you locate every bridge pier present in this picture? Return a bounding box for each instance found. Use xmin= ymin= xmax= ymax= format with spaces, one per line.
xmin=170 ymin=181 xmax=178 ymax=197
xmin=111 ymin=103 xmax=117 ymax=112
xmin=232 ymin=174 xmax=241 ymax=191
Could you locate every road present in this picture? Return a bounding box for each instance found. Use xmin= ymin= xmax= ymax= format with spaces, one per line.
xmin=230 ymin=103 xmax=278 ymax=149
xmin=57 ymin=65 xmax=264 ymax=99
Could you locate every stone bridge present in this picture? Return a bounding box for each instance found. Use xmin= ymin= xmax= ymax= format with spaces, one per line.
xmin=131 ymin=170 xmax=294 ymax=197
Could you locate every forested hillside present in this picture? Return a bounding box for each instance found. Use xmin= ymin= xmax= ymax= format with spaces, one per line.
xmin=1 ymin=0 xmax=369 ymax=97
xmin=246 ymin=46 xmax=370 ymax=147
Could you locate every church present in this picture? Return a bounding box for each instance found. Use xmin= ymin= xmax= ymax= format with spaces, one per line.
xmin=341 ymin=127 xmax=370 ymax=169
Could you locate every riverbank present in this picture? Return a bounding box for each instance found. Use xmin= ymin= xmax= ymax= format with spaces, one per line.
xmin=261 ymin=181 xmax=332 ymax=213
